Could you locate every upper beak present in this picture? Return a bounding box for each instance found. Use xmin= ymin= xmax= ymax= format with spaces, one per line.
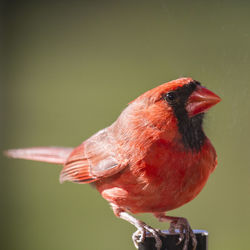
xmin=186 ymin=85 xmax=221 ymax=117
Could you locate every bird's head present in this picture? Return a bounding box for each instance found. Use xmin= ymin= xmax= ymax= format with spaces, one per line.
xmin=137 ymin=77 xmax=221 ymax=118
xmin=130 ymin=77 xmax=221 ymax=151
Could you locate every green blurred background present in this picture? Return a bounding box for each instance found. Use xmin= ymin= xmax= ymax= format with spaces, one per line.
xmin=1 ymin=1 xmax=250 ymax=250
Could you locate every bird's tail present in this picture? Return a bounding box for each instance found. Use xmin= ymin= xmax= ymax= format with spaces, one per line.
xmin=4 ymin=147 xmax=74 ymax=165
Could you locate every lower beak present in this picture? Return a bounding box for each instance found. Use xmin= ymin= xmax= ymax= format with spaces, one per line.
xmin=186 ymin=86 xmax=221 ymax=117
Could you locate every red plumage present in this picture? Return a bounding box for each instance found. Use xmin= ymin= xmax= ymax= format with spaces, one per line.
xmin=5 ymin=77 xmax=221 ymax=250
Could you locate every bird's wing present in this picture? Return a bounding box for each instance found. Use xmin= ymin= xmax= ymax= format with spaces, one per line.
xmin=60 ymin=129 xmax=128 ymax=184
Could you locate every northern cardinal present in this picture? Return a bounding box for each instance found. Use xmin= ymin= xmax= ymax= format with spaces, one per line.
xmin=5 ymin=78 xmax=221 ymax=250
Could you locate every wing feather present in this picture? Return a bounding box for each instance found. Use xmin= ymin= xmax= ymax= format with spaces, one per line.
xmin=60 ymin=129 xmax=128 ymax=184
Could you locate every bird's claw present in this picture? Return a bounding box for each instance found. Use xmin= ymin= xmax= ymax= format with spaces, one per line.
xmin=132 ymin=229 xmax=146 ymax=248
xmin=169 ymin=217 xmax=197 ymax=250
xmin=132 ymin=224 xmax=163 ymax=250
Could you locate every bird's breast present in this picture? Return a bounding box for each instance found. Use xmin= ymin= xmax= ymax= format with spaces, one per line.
xmin=95 ymin=138 xmax=217 ymax=214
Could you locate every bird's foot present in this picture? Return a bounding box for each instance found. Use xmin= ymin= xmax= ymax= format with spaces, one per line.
xmin=113 ymin=208 xmax=164 ymax=250
xmin=169 ymin=217 xmax=197 ymax=250
xmin=132 ymin=224 xmax=163 ymax=250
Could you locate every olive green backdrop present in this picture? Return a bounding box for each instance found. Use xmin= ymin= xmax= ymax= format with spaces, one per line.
xmin=1 ymin=1 xmax=250 ymax=250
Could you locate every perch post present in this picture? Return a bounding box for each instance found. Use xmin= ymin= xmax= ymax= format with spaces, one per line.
xmin=138 ymin=230 xmax=208 ymax=250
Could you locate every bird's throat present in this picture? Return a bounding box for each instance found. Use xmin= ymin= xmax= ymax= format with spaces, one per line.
xmin=176 ymin=113 xmax=206 ymax=152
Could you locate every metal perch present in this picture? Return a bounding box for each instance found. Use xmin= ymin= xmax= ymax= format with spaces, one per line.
xmin=138 ymin=230 xmax=208 ymax=250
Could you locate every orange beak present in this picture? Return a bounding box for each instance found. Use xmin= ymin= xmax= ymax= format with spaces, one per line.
xmin=186 ymin=85 xmax=221 ymax=117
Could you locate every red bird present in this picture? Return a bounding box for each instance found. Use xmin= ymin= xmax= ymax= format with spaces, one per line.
xmin=5 ymin=78 xmax=221 ymax=250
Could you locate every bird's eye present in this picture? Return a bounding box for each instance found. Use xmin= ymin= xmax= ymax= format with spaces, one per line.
xmin=165 ymin=92 xmax=176 ymax=102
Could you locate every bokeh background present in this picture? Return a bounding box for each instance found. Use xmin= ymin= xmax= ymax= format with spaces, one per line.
xmin=1 ymin=1 xmax=250 ymax=250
